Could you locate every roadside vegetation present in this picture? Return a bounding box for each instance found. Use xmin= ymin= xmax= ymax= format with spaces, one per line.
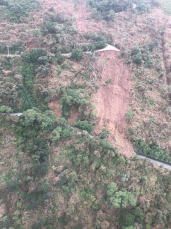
xmin=1 ymin=0 xmax=171 ymax=228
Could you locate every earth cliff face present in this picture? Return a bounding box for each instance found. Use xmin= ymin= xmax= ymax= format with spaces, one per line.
xmin=1 ymin=0 xmax=171 ymax=228
xmin=45 ymin=0 xmax=134 ymax=156
xmin=92 ymin=50 xmax=134 ymax=157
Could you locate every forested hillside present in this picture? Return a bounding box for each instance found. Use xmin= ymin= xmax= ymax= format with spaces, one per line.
xmin=1 ymin=0 xmax=171 ymax=228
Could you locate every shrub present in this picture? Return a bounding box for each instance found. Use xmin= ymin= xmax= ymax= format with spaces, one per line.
xmin=29 ymin=49 xmax=47 ymax=63
xmin=0 ymin=105 xmax=11 ymax=113
xmin=133 ymin=207 xmax=144 ymax=223
xmin=55 ymin=171 xmax=68 ymax=187
xmin=32 ymin=29 xmax=40 ymax=38
xmin=132 ymin=46 xmax=141 ymax=55
xmin=133 ymin=55 xmax=142 ymax=64
xmin=121 ymin=211 xmax=135 ymax=227
xmin=100 ymin=130 xmax=109 ymax=139
xmin=95 ymin=219 xmax=101 ymax=229
xmin=107 ymin=182 xmax=136 ymax=208
xmin=73 ymin=120 xmax=93 ymax=133
xmin=71 ymin=49 xmax=83 ymax=61
xmin=133 ymin=139 xmax=171 ymax=164
xmin=82 ymin=44 xmax=88 ymax=51
xmin=41 ymin=20 xmax=56 ymax=35
xmin=62 ymin=128 xmax=72 ymax=140
xmin=32 ymin=223 xmax=41 ymax=229
xmin=118 ymin=156 xmax=126 ymax=165
xmin=99 ymin=139 xmax=113 ymax=150
xmin=22 ymin=182 xmax=52 ymax=210
xmin=59 ymin=88 xmax=89 ymax=118
xmin=89 ymin=44 xmax=96 ymax=52
xmin=125 ymin=111 xmax=134 ymax=120
xmin=84 ymin=32 xmax=92 ymax=40
xmin=95 ymin=41 xmax=106 ymax=49
xmin=7 ymin=177 xmax=20 ymax=192
xmin=0 ymin=0 xmax=40 ymax=23
xmin=56 ymin=54 xmax=65 ymax=65
xmin=87 ymin=0 xmax=132 ymax=21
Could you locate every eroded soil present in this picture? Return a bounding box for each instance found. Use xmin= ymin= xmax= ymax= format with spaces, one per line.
xmin=92 ymin=51 xmax=135 ymax=157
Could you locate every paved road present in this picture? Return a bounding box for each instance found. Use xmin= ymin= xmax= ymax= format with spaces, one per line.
xmin=0 ymin=55 xmax=20 ymax=57
xmin=2 ymin=113 xmax=23 ymax=116
xmin=137 ymin=155 xmax=171 ymax=170
xmin=0 ymin=44 xmax=120 ymax=58
xmin=61 ymin=44 xmax=120 ymax=57
xmin=2 ymin=112 xmax=171 ymax=170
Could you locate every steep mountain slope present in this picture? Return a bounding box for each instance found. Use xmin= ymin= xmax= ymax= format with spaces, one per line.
xmin=1 ymin=0 xmax=171 ymax=229
xmin=92 ymin=50 xmax=134 ymax=157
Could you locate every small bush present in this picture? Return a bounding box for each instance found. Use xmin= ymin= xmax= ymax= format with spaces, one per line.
xmin=118 ymin=156 xmax=125 ymax=165
xmin=73 ymin=120 xmax=93 ymax=133
xmin=32 ymin=29 xmax=40 ymax=38
xmin=56 ymin=54 xmax=65 ymax=65
xmin=29 ymin=49 xmax=47 ymax=63
xmin=133 ymin=207 xmax=144 ymax=223
xmin=121 ymin=211 xmax=135 ymax=227
xmin=0 ymin=105 xmax=11 ymax=113
xmin=125 ymin=111 xmax=134 ymax=120
xmin=133 ymin=55 xmax=142 ymax=65
xmin=71 ymin=49 xmax=83 ymax=61
xmin=7 ymin=177 xmax=20 ymax=192
xmin=32 ymin=223 xmax=41 ymax=229
xmin=100 ymin=130 xmax=109 ymax=139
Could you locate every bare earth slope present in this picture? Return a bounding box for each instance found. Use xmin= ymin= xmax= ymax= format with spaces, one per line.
xmin=76 ymin=0 xmax=134 ymax=156
xmin=92 ymin=51 xmax=135 ymax=157
xmin=77 ymin=0 xmax=87 ymax=32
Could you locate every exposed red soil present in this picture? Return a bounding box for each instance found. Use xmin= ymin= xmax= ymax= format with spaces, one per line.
xmin=92 ymin=51 xmax=135 ymax=157
xmin=77 ymin=0 xmax=87 ymax=33
xmin=38 ymin=0 xmax=75 ymax=16
xmin=45 ymin=0 xmax=135 ymax=156
xmin=68 ymin=109 xmax=79 ymax=124
xmin=0 ymin=204 xmax=7 ymax=217
xmin=48 ymin=101 xmax=79 ymax=123
xmin=48 ymin=101 xmax=62 ymax=117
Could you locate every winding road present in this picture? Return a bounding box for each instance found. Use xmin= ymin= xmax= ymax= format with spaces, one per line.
xmin=61 ymin=44 xmax=120 ymax=57
xmin=1 ymin=112 xmax=171 ymax=170
xmin=137 ymin=155 xmax=171 ymax=170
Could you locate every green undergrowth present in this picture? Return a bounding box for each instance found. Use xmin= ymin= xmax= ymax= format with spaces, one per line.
xmin=0 ymin=49 xmax=52 ymax=112
xmin=59 ymin=87 xmax=89 ymax=118
xmin=133 ymin=139 xmax=171 ymax=164
xmin=1 ymin=0 xmax=171 ymax=228
xmin=0 ymin=41 xmax=25 ymax=55
xmin=86 ymin=0 xmax=161 ymax=21
xmin=40 ymin=11 xmax=107 ymax=55
xmin=0 ymin=0 xmax=40 ymax=23
xmin=122 ymin=32 xmax=171 ymax=163
xmin=1 ymin=111 xmax=171 ymax=228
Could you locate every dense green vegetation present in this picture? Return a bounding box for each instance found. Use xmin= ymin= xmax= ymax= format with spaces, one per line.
xmin=0 ymin=0 xmax=40 ymax=23
xmin=87 ymin=0 xmax=161 ymax=21
xmin=1 ymin=0 xmax=171 ymax=228
xmin=59 ymin=87 xmax=89 ymax=118
xmin=133 ymin=139 xmax=171 ymax=164
xmin=0 ymin=49 xmax=51 ymax=112
xmin=0 ymin=41 xmax=24 ymax=54
xmin=1 ymin=112 xmax=171 ymax=228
